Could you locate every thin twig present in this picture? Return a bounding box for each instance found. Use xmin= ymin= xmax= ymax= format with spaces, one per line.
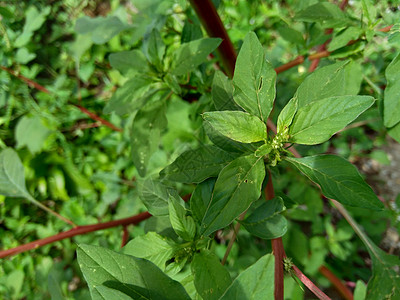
xmin=221 ymin=211 xmax=247 ymax=265
xmin=72 ymin=104 xmax=123 ymax=132
xmin=0 ymin=211 xmax=151 ymax=259
xmin=319 ymin=265 xmax=354 ymax=300
xmin=292 ymin=264 xmax=332 ymax=300
xmin=0 ymin=66 xmax=50 ymax=93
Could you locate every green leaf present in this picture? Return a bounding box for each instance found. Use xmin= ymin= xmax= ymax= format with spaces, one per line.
xmin=15 ymin=48 xmax=36 ymax=64
xmin=296 ymin=2 xmax=347 ymax=27
xmin=203 ymin=111 xmax=267 ymax=143
xmin=103 ymin=77 xmax=155 ymax=115
xmin=388 ymin=121 xmax=400 ymax=144
xmin=254 ymin=143 xmax=272 ymax=158
xmin=138 ymin=179 xmax=177 ymax=216
xmin=285 ymin=155 xmax=384 ymax=210
xmin=171 ymin=38 xmax=222 ymax=75
xmin=75 ymin=16 xmax=130 ymax=44
xmin=181 ymin=20 xmax=203 ymax=43
xmin=15 ymin=115 xmax=51 ymax=154
xmin=277 ymin=97 xmax=298 ymax=134
xmin=94 ymin=286 xmax=133 ymax=300
xmin=295 ymin=61 xmax=360 ymax=107
xmin=123 ymin=232 xmax=178 ymax=270
xmin=289 ymin=96 xmax=375 ymax=145
xmin=354 ymin=280 xmax=367 ymax=300
xmin=200 ymin=155 xmax=266 ymax=236
xmin=109 ymin=50 xmax=149 ymax=75
xmin=190 ymin=178 xmax=216 ymax=225
xmin=277 ymin=25 xmax=305 ymax=46
xmin=233 ymin=32 xmax=276 ymax=122
xmin=365 ymin=241 xmax=400 ymax=299
xmin=191 ymin=250 xmax=232 ymax=300
xmin=361 ymin=0 xmax=376 ymax=26
xmin=168 ymin=195 xmax=196 ymax=241
xmin=77 ymin=244 xmax=190 ymax=300
xmin=383 ymin=52 xmax=400 ymax=128
xmin=160 ymin=145 xmax=238 ymax=183
xmin=0 ymin=148 xmax=30 ymax=198
xmin=219 ymin=254 xmax=274 ymax=299
xmin=212 ymin=71 xmax=240 ymax=111
xmin=204 ymin=121 xmax=263 ymax=154
xmin=241 ymin=197 xmax=287 ymax=239
xmin=131 ymin=100 xmax=167 ymax=177
xmin=328 ymin=27 xmax=363 ymax=52
xmin=143 ymin=28 xmax=165 ymax=71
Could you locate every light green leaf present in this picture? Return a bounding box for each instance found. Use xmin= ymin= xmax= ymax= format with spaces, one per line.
xmin=201 ymin=155 xmax=266 ymax=236
xmin=77 ymin=244 xmax=191 ymax=300
xmin=123 ymin=232 xmax=178 ymax=270
xmin=233 ymin=32 xmax=276 ymax=122
xmin=203 ymin=111 xmax=267 ymax=143
xmin=168 ymin=195 xmax=196 ymax=241
xmin=131 ymin=100 xmax=167 ymax=177
xmin=254 ymin=143 xmax=272 ymax=158
xmin=15 ymin=115 xmax=51 ymax=154
xmin=277 ymin=25 xmax=305 ymax=46
xmin=96 ymin=285 xmax=133 ymax=299
xmin=241 ymin=197 xmax=287 ymax=239
xmin=219 ymin=254 xmax=274 ymax=299
xmin=361 ymin=0 xmax=376 ymax=26
xmin=354 ymin=280 xmax=367 ymax=300
xmin=75 ymin=16 xmax=130 ymax=44
xmin=138 ymin=179 xmax=177 ymax=216
xmin=383 ymin=52 xmax=400 ymax=128
xmin=286 ymin=155 xmax=384 ymax=210
xmin=295 ymin=61 xmax=360 ymax=107
xmin=0 ymin=148 xmax=30 ymax=198
xmin=296 ymin=2 xmax=347 ymax=27
xmin=109 ymin=50 xmax=149 ymax=75
xmin=143 ymin=28 xmax=165 ymax=71
xmin=171 ymin=38 xmax=222 ymax=75
xmin=328 ymin=27 xmax=363 ymax=52
xmin=15 ymin=48 xmax=36 ymax=64
xmin=204 ymin=121 xmax=263 ymax=154
xmin=277 ymin=97 xmax=298 ymax=134
xmin=103 ymin=77 xmax=155 ymax=115
xmin=289 ymin=95 xmax=375 ymax=145
xmin=191 ymin=250 xmax=232 ymax=300
xmin=388 ymin=121 xmax=400 ymax=143
xmin=160 ymin=145 xmax=238 ymax=183
xmin=212 ymin=71 xmax=240 ymax=111
xmin=190 ymin=178 xmax=216 ymax=225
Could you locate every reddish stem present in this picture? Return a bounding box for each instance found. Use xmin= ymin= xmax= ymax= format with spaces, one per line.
xmin=188 ymin=0 xmax=237 ymax=77
xmin=378 ymin=25 xmax=393 ymax=32
xmin=0 ymin=65 xmax=50 ymax=93
xmin=319 ymin=266 xmax=354 ymax=300
xmin=292 ymin=265 xmax=332 ymax=300
xmin=72 ymin=104 xmax=122 ymax=132
xmin=0 ymin=211 xmax=151 ymax=259
xmin=121 ymin=225 xmax=129 ymax=248
xmin=275 ymin=56 xmax=305 ymax=74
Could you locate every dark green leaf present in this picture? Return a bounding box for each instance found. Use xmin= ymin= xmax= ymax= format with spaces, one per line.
xmin=233 ymin=32 xmax=276 ymax=122
xmin=143 ymin=28 xmax=165 ymax=70
xmin=277 ymin=25 xmax=305 ymax=46
xmin=75 ymin=16 xmax=130 ymax=44
xmin=241 ymin=197 xmax=287 ymax=239
xmin=95 ymin=286 xmax=133 ymax=300
xmin=289 ymin=96 xmax=375 ymax=145
xmin=219 ymin=254 xmax=274 ymax=299
xmin=160 ymin=145 xmax=237 ymax=183
xmin=138 ymin=179 xmax=177 ymax=216
xmin=123 ymin=232 xmax=178 ymax=270
xmin=0 ymin=148 xmax=30 ymax=198
xmin=200 ymin=155 xmax=265 ymax=236
xmin=181 ymin=21 xmax=203 ymax=44
xmin=190 ymin=178 xmax=216 ymax=225
xmin=295 ymin=61 xmax=360 ymax=107
xmin=103 ymin=77 xmax=156 ymax=115
xmin=212 ymin=71 xmax=240 ymax=111
xmin=296 ymin=2 xmax=347 ymax=27
xmin=77 ymin=244 xmax=190 ymax=300
xmin=277 ymin=97 xmax=298 ymax=134
xmin=191 ymin=250 xmax=232 ymax=300
xmin=131 ymin=100 xmax=167 ymax=177
xmin=203 ymin=111 xmax=267 ymax=143
xmin=286 ymin=155 xmax=383 ymax=210
xmin=109 ymin=50 xmax=149 ymax=75
xmin=171 ymin=38 xmax=222 ymax=75
xmin=168 ymin=195 xmax=196 ymax=241
xmin=383 ymin=52 xmax=400 ymax=128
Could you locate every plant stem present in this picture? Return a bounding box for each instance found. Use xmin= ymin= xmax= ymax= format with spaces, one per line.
xmin=319 ymin=265 xmax=354 ymax=300
xmin=0 ymin=66 xmax=50 ymax=93
xmin=188 ymin=0 xmax=237 ymax=77
xmin=0 ymin=211 xmax=151 ymax=259
xmin=221 ymin=211 xmax=246 ymax=265
xmin=292 ymin=264 xmax=332 ymax=300
xmin=26 ymin=195 xmax=76 ymax=227
xmin=72 ymin=104 xmax=122 ymax=132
